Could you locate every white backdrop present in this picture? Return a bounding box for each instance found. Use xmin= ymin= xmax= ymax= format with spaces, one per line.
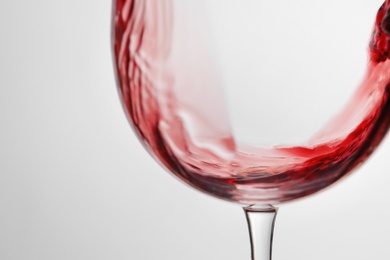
xmin=1 ymin=1 xmax=390 ymax=260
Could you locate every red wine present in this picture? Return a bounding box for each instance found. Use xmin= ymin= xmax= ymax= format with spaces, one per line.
xmin=113 ymin=0 xmax=390 ymax=204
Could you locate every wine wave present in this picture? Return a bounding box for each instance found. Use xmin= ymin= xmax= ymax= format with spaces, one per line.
xmin=113 ymin=0 xmax=390 ymax=204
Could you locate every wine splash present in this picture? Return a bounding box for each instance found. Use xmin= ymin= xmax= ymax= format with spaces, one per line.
xmin=113 ymin=0 xmax=390 ymax=204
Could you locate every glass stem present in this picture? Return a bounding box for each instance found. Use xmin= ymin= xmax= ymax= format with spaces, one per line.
xmin=244 ymin=205 xmax=278 ymax=260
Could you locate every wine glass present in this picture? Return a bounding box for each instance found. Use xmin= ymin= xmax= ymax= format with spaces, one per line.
xmin=112 ymin=0 xmax=390 ymax=259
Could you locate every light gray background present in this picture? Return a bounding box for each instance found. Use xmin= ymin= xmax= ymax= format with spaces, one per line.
xmin=1 ymin=1 xmax=390 ymax=260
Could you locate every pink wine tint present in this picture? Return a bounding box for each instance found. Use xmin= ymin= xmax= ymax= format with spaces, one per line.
xmin=113 ymin=0 xmax=390 ymax=204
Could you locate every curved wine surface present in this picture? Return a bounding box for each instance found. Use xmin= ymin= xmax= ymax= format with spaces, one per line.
xmin=113 ymin=0 xmax=390 ymax=204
